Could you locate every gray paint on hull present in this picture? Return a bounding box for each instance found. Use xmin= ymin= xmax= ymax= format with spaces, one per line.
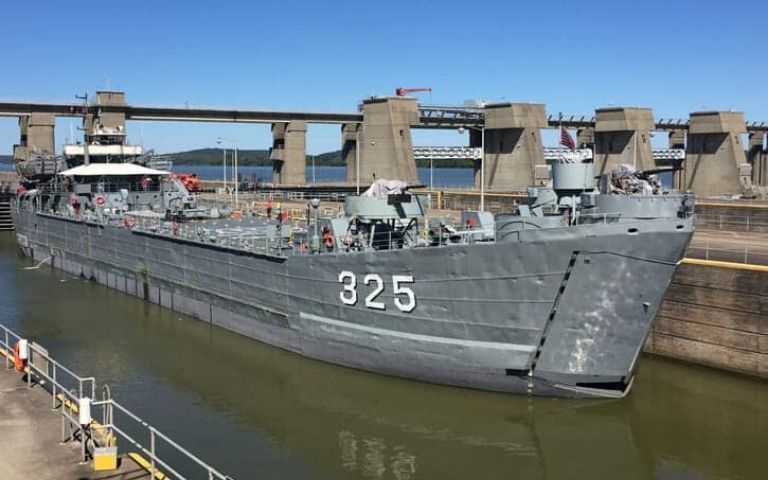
xmin=11 ymin=208 xmax=693 ymax=398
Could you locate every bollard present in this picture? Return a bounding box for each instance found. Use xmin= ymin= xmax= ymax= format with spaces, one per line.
xmin=79 ymin=397 xmax=92 ymax=464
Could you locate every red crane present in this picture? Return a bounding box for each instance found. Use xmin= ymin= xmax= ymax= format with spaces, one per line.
xmin=395 ymin=87 xmax=432 ymax=97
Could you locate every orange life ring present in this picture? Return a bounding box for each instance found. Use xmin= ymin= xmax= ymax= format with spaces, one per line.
xmin=94 ymin=195 xmax=106 ymax=207
xmin=323 ymin=232 xmax=334 ymax=249
xmin=13 ymin=342 xmax=26 ymax=373
xmin=123 ymin=216 xmax=136 ymax=228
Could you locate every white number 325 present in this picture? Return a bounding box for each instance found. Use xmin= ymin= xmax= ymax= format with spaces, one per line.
xmin=338 ymin=272 xmax=416 ymax=313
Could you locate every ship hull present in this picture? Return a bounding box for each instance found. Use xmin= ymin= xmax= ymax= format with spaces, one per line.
xmin=11 ymin=208 xmax=693 ymax=398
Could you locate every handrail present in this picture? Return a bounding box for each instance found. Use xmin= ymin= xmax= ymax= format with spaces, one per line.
xmin=1 ymin=321 xmax=233 ymax=480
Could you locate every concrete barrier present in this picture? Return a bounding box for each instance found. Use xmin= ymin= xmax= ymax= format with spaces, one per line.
xmin=646 ymin=261 xmax=767 ymax=379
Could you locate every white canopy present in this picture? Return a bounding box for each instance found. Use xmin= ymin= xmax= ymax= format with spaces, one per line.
xmin=58 ymin=163 xmax=170 ymax=177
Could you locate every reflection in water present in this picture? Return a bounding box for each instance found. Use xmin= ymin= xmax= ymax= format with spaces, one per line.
xmin=0 ymin=233 xmax=766 ymax=480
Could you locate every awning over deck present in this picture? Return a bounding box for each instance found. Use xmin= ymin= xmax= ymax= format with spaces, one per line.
xmin=58 ymin=163 xmax=170 ymax=177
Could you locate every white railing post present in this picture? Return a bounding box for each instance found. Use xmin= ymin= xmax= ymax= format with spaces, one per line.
xmin=52 ymin=365 xmax=57 ymax=410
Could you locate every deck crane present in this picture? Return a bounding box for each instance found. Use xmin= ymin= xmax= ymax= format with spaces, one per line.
xmin=395 ymin=87 xmax=432 ymax=97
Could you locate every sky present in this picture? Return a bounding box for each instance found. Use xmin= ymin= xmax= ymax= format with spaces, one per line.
xmin=1 ymin=0 xmax=767 ymax=155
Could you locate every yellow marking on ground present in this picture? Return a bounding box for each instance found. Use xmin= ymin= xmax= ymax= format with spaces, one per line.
xmin=128 ymin=452 xmax=170 ymax=480
xmin=682 ymin=257 xmax=768 ymax=272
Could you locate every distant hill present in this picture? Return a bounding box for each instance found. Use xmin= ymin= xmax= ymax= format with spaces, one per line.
xmin=166 ymin=148 xmax=472 ymax=168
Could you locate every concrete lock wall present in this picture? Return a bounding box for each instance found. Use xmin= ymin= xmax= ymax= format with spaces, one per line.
xmin=481 ymin=103 xmax=547 ymax=190
xmin=646 ymin=262 xmax=767 ymax=379
xmin=594 ymin=107 xmax=654 ymax=175
xmin=359 ymin=97 xmax=419 ymax=184
xmin=684 ymin=111 xmax=747 ymax=196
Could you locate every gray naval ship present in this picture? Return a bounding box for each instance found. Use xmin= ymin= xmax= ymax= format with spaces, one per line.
xmin=11 ymin=133 xmax=695 ymax=398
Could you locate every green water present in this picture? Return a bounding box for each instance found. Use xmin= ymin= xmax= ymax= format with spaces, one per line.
xmin=0 ymin=232 xmax=765 ymax=480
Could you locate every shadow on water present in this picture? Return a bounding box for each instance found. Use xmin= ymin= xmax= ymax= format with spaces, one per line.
xmin=0 ymin=232 xmax=765 ymax=480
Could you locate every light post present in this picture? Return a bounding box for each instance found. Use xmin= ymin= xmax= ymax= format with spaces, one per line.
xmin=480 ymin=125 xmax=485 ymax=211
xmin=430 ymin=154 xmax=434 ymax=190
xmin=309 ymin=198 xmax=320 ymax=253
xmin=459 ymin=125 xmax=486 ymax=211
xmin=217 ymin=137 xmax=239 ymax=209
xmin=355 ymin=135 xmax=360 ymax=195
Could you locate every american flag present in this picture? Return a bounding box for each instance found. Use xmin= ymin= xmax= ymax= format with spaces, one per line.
xmin=559 ymin=125 xmax=576 ymax=150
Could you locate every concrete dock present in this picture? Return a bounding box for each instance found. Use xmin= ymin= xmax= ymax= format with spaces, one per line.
xmin=0 ymin=366 xmax=150 ymax=480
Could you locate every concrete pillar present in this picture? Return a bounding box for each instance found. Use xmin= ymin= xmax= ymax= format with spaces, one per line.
xmin=684 ymin=111 xmax=747 ymax=196
xmin=359 ymin=97 xmax=419 ymax=184
xmin=13 ymin=116 xmax=30 ymax=162
xmin=576 ymin=127 xmax=594 ymax=149
xmin=594 ymin=107 xmax=654 ymax=175
xmin=27 ymin=113 xmax=55 ymax=154
xmin=14 ymin=113 xmax=55 ymax=162
xmin=747 ymin=132 xmax=765 ymax=186
xmin=270 ymin=121 xmax=307 ymax=185
xmin=482 ymin=103 xmax=547 ymax=190
xmin=94 ymin=91 xmax=126 ymax=132
xmin=342 ymin=123 xmax=360 ymax=184
xmin=668 ymin=129 xmax=686 ymax=189
xmin=668 ymin=129 xmax=686 ymax=149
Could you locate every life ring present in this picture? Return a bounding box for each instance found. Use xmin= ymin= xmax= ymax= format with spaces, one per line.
xmin=94 ymin=195 xmax=106 ymax=207
xmin=123 ymin=216 xmax=136 ymax=228
xmin=13 ymin=342 xmax=26 ymax=373
xmin=323 ymin=232 xmax=334 ymax=250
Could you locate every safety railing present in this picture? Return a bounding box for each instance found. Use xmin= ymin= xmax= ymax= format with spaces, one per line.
xmin=90 ymin=398 xmax=231 ymax=480
xmin=694 ymin=213 xmax=768 ymax=233
xmin=0 ymin=321 xmax=233 ymax=480
xmin=685 ymin=243 xmax=768 ymax=266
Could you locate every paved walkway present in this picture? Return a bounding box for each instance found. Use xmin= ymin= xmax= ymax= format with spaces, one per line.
xmin=0 ymin=364 xmax=149 ymax=480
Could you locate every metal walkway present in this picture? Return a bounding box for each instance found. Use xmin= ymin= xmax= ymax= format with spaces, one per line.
xmin=0 ymin=322 xmax=233 ymax=480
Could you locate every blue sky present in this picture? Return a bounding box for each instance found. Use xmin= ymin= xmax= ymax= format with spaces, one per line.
xmin=1 ymin=0 xmax=766 ymax=154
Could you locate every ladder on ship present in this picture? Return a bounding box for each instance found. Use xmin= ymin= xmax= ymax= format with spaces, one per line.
xmin=0 ymin=194 xmax=13 ymax=231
